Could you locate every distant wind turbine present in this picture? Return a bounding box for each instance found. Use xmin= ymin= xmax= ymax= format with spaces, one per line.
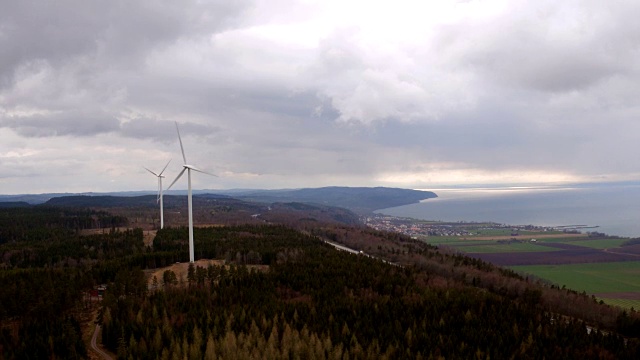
xmin=167 ymin=122 xmax=217 ymax=263
xmin=144 ymin=160 xmax=171 ymax=229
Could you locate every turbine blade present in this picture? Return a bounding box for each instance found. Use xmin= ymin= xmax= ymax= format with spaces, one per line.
xmin=159 ymin=159 xmax=172 ymax=176
xmin=167 ymin=168 xmax=187 ymax=190
xmin=190 ymin=166 xmax=218 ymax=177
xmin=175 ymin=122 xmax=187 ymax=164
xmin=144 ymin=167 xmax=159 ymax=177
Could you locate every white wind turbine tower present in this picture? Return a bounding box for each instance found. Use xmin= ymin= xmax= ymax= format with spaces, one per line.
xmin=167 ymin=122 xmax=217 ymax=263
xmin=144 ymin=160 xmax=171 ymax=229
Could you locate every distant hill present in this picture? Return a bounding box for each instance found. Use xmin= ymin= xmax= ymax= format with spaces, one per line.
xmin=3 ymin=187 xmax=437 ymax=214
xmin=45 ymin=195 xmax=161 ymax=207
xmin=44 ymin=194 xmax=236 ymax=208
xmin=233 ymin=186 xmax=437 ymax=213
xmin=0 ymin=193 xmax=68 ymax=204
xmin=0 ymin=201 xmax=31 ymax=208
xmin=0 ymin=191 xmax=159 ymax=205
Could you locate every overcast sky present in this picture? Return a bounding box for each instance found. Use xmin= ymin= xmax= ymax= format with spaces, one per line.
xmin=1 ymin=0 xmax=640 ymax=194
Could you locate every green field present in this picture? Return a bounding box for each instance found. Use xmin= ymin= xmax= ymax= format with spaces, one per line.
xmin=531 ymin=237 xmax=588 ymax=243
xmin=460 ymin=242 xmax=562 ymax=253
xmin=471 ymin=229 xmax=515 ymax=236
xmin=419 ymin=237 xmax=480 ymax=246
xmin=511 ymin=262 xmax=640 ymax=308
xmin=471 ymin=229 xmax=565 ymax=237
xmin=599 ymin=298 xmax=640 ymax=310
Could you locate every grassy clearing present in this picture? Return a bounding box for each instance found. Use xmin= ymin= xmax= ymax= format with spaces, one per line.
xmin=460 ymin=242 xmax=562 ymax=253
xmin=511 ymin=262 xmax=640 ymax=294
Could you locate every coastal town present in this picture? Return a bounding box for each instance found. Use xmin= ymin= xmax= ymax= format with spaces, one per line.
xmin=363 ymin=214 xmax=566 ymax=239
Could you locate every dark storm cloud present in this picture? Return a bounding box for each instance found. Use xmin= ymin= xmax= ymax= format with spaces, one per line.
xmin=0 ymin=0 xmax=251 ymax=87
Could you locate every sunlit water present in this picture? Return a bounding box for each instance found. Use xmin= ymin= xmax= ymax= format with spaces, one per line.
xmin=376 ymin=183 xmax=640 ymax=238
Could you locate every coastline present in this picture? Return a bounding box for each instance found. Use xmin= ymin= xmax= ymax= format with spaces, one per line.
xmin=376 ymin=185 xmax=640 ymax=238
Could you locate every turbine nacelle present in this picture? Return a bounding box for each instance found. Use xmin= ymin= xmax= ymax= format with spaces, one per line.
xmin=144 ymin=160 xmax=171 ymax=179
xmin=167 ymin=125 xmax=217 ymax=191
xmin=184 ymin=164 xmax=217 ymax=176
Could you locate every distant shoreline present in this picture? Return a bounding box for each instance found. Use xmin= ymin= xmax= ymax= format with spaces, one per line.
xmin=376 ymin=185 xmax=640 ymax=238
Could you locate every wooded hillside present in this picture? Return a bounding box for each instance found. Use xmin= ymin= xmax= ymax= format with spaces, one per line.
xmin=0 ymin=205 xmax=639 ymax=359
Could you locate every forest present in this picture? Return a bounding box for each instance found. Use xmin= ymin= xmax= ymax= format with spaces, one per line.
xmin=1 ymin=204 xmax=640 ymax=359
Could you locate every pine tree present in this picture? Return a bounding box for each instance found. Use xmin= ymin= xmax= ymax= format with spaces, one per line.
xmin=204 ymin=334 xmax=217 ymax=360
xmin=190 ymin=326 xmax=203 ymax=359
xmin=154 ymin=329 xmax=163 ymax=354
xmin=221 ymin=331 xmax=238 ymax=360
xmin=116 ymin=327 xmax=127 ymax=359
xmin=265 ymin=323 xmax=279 ymax=359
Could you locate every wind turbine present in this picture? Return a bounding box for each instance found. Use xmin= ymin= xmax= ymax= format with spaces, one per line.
xmin=144 ymin=160 xmax=171 ymax=229
xmin=167 ymin=122 xmax=217 ymax=263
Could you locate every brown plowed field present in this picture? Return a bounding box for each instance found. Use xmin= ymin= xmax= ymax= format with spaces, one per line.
xmin=469 ymin=233 xmax=587 ymax=241
xmin=470 ymin=247 xmax=640 ymax=266
xmin=605 ymin=244 xmax=640 ymax=255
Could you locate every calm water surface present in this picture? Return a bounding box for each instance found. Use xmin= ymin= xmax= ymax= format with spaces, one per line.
xmin=377 ymin=184 xmax=640 ymax=238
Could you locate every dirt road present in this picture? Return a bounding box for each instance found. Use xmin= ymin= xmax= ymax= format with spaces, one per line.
xmin=90 ymin=325 xmax=113 ymax=360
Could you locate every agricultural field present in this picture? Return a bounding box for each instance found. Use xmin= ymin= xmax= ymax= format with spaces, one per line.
xmin=419 ymin=237 xmax=485 ymax=246
xmin=472 ymin=228 xmax=565 ymax=237
xmin=604 ymin=299 xmax=640 ymax=310
xmin=450 ymin=233 xmax=640 ymax=308
xmin=443 ymin=237 xmax=632 ymax=254
xmin=419 ymin=232 xmax=584 ymax=247
xmin=511 ymin=261 xmax=640 ymax=308
xmin=368 ymin=216 xmax=640 ymax=308
xmin=422 ymin=224 xmax=640 ymax=308
xmin=567 ymin=238 xmax=630 ymax=249
xmin=456 ymin=242 xmax=562 ymax=253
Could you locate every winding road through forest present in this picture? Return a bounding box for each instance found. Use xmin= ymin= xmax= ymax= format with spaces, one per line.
xmin=91 ymin=324 xmax=113 ymax=360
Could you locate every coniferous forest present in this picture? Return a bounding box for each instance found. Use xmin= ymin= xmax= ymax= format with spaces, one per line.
xmin=1 ymin=203 xmax=640 ymax=359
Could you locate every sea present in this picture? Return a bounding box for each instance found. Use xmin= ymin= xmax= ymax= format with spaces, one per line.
xmin=376 ymin=182 xmax=640 ymax=238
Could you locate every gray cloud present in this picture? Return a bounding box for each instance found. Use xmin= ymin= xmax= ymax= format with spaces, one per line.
xmin=2 ymin=1 xmax=640 ymax=194
xmin=120 ymin=118 xmax=220 ymax=142
xmin=1 ymin=111 xmax=120 ymax=137
xmin=0 ymin=0 xmax=251 ymax=85
xmin=436 ymin=1 xmax=640 ymax=94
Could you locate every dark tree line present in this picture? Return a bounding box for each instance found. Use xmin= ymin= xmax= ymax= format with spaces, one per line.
xmin=0 ymin=206 xmax=128 ymax=245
